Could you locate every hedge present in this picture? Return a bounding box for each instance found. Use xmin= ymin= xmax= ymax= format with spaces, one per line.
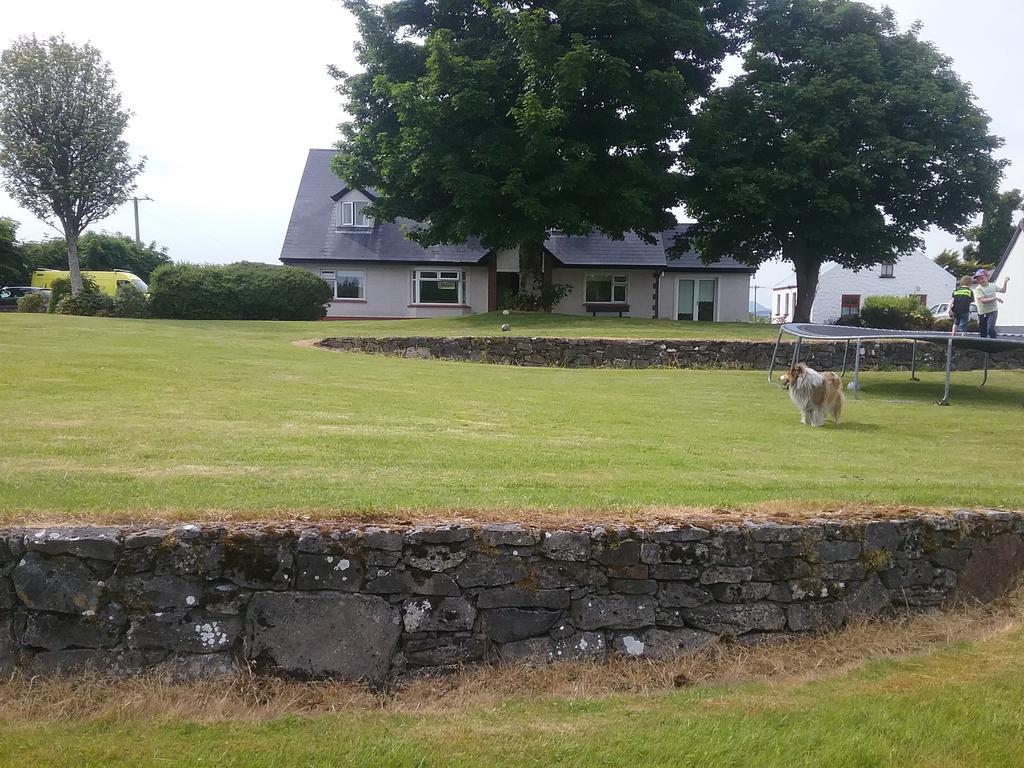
xmin=859 ymin=295 xmax=934 ymax=331
xmin=147 ymin=262 xmax=332 ymax=320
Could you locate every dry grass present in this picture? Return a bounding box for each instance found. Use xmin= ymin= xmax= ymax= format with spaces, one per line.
xmin=3 ymin=589 xmax=1020 ymax=727
xmin=0 ymin=503 xmax=992 ymax=530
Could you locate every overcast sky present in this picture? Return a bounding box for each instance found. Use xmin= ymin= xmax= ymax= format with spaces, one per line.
xmin=2 ymin=0 xmax=1021 ymax=295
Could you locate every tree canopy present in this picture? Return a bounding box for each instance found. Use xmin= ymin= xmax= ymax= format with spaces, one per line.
xmin=0 ymin=36 xmax=144 ymax=294
xmin=333 ymin=0 xmax=746 ymax=298
xmin=960 ymin=189 xmax=1023 ymax=266
xmin=679 ymin=0 xmax=1005 ymax=321
xmin=0 ymin=216 xmax=28 ymax=286
xmin=21 ymin=231 xmax=171 ymax=282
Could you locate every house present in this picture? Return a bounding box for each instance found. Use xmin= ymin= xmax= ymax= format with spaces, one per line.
xmin=993 ymin=221 xmax=1024 ymax=332
xmin=771 ymin=252 xmax=954 ymax=323
xmin=279 ymin=149 xmax=754 ymax=320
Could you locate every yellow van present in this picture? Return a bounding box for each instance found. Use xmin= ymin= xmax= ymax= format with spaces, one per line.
xmin=31 ymin=269 xmax=148 ymax=297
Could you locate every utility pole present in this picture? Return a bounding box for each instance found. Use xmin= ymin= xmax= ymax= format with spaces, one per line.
xmin=751 ymin=284 xmax=765 ymax=320
xmin=132 ymin=195 xmax=153 ymax=244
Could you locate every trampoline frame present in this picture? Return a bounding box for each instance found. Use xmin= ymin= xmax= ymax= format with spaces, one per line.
xmin=768 ymin=324 xmax=1024 ymax=405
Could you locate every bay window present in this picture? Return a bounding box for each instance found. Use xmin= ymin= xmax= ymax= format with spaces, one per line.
xmin=413 ymin=270 xmax=465 ymax=304
xmin=585 ymin=274 xmax=627 ymax=303
xmin=320 ymin=269 xmax=365 ymax=300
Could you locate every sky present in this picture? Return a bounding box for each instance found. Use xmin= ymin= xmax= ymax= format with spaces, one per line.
xmin=2 ymin=0 xmax=1022 ymax=298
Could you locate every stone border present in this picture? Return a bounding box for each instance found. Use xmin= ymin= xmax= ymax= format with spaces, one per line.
xmin=317 ymin=336 xmax=1024 ymax=371
xmin=3 ymin=511 xmax=1023 ymax=683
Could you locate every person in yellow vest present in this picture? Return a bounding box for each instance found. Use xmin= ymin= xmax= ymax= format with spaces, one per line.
xmin=949 ymin=276 xmax=975 ymax=336
xmin=972 ymin=269 xmax=1009 ymax=338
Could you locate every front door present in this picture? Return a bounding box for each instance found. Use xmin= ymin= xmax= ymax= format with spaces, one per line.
xmin=677 ymin=278 xmax=716 ymax=321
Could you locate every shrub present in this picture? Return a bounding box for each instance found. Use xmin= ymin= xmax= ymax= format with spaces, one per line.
xmin=56 ymin=290 xmax=114 ymax=316
xmin=16 ymin=292 xmax=47 ymax=313
xmin=833 ymin=314 xmax=864 ymax=327
xmin=507 ymin=283 xmax=573 ymax=312
xmin=47 ymin=274 xmax=100 ymax=313
xmin=932 ymin=317 xmax=979 ymax=333
xmin=147 ymin=262 xmax=332 ymax=320
xmin=112 ymin=283 xmax=149 ymax=318
xmin=859 ymin=296 xmax=934 ymax=330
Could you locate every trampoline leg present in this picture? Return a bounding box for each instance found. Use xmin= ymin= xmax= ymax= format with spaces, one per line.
xmin=768 ymin=325 xmax=785 ymax=383
xmin=910 ymin=340 xmax=919 ymax=381
xmin=981 ymin=353 xmax=990 ymax=388
xmin=852 ymin=340 xmax=862 ymax=400
xmin=840 ymin=340 xmax=850 ymax=378
xmin=937 ymin=337 xmax=953 ymax=406
xmin=790 ymin=337 xmax=802 ymax=367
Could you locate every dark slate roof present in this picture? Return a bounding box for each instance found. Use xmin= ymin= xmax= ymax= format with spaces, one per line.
xmin=279 ymin=149 xmax=489 ymax=265
xmin=993 ymin=221 xmax=1023 ymax=281
xmin=658 ymin=225 xmax=753 ymax=272
xmin=280 ymin=149 xmax=754 ymax=271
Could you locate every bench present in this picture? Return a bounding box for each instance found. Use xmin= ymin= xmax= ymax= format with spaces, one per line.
xmin=584 ymin=302 xmax=630 ymax=317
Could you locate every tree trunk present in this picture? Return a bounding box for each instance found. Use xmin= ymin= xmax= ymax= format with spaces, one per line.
xmin=66 ymin=228 xmax=84 ymax=295
xmin=518 ymin=240 xmax=546 ymax=309
xmin=786 ymin=242 xmax=821 ymax=323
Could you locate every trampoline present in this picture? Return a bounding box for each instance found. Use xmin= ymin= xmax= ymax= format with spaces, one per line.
xmin=769 ymin=323 xmax=1024 ymax=405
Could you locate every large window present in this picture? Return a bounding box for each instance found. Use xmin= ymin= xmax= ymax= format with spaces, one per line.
xmin=320 ymin=269 xmax=365 ymax=300
xmin=585 ymin=274 xmax=627 ymax=303
xmin=880 ymin=262 xmax=895 ymax=278
xmin=413 ymin=270 xmax=465 ymax=304
xmin=336 ymin=200 xmax=373 ymax=228
xmin=840 ymin=294 xmax=860 ymax=317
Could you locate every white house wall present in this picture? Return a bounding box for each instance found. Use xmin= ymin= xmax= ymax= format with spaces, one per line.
xmin=994 ymin=233 xmax=1024 ymax=331
xmin=549 ymin=268 xmax=656 ymax=317
xmin=656 ymin=272 xmax=752 ymax=322
xmin=290 ymin=261 xmax=488 ymax=318
xmin=812 ymin=254 xmax=953 ymax=323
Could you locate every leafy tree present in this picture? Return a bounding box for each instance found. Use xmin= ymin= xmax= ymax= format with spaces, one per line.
xmin=933 ymin=248 xmax=991 ymax=281
xmin=961 ymin=188 xmax=1023 ymax=265
xmin=21 ymin=232 xmax=171 ymax=282
xmin=0 ymin=216 xmax=29 ymax=285
xmin=679 ymin=0 xmax=1005 ymax=322
xmin=0 ymin=36 xmax=144 ymax=295
xmin=333 ymin=0 xmax=745 ymax=303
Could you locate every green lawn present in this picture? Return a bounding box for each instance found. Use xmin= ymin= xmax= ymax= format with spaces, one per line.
xmin=313 ymin=310 xmax=785 ymax=340
xmin=1 ymin=313 xmax=1022 ymax=520
xmin=3 ymin=624 xmax=1024 ymax=767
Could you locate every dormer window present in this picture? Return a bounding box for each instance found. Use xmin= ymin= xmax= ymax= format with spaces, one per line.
xmin=880 ymin=262 xmax=895 ymax=278
xmin=337 ymin=200 xmax=373 ymax=228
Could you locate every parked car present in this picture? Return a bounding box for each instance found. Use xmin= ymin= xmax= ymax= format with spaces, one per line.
xmin=31 ymin=269 xmax=148 ymax=297
xmin=0 ymin=286 xmax=51 ymax=311
xmin=929 ymin=301 xmax=978 ymax=321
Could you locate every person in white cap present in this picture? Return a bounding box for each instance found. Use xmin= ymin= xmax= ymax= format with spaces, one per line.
xmin=972 ymin=268 xmax=1009 ymax=338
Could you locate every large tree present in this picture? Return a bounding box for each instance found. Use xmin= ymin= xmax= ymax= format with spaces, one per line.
xmin=679 ymin=0 xmax=1004 ymax=322
xmin=961 ymin=188 xmax=1023 ymax=265
xmin=333 ymin=0 xmax=746 ymax=301
xmin=21 ymin=231 xmax=171 ymax=282
xmin=0 ymin=36 xmax=144 ymax=295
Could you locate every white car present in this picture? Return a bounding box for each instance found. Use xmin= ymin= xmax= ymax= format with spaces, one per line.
xmin=929 ymin=301 xmax=978 ymax=320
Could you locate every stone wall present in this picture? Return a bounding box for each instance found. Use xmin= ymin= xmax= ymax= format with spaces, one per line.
xmin=317 ymin=336 xmax=1024 ymax=371
xmin=3 ymin=512 xmax=1024 ymax=683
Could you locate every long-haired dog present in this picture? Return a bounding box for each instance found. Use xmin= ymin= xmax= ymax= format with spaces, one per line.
xmin=779 ymin=363 xmax=844 ymax=427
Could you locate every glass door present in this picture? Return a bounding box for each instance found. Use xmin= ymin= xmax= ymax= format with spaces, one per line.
xmin=677 ymin=279 xmax=716 ymax=321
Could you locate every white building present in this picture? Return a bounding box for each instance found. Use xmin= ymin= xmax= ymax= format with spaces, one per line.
xmin=771 ymin=252 xmax=954 ymax=324
xmin=993 ymin=221 xmax=1024 ymax=332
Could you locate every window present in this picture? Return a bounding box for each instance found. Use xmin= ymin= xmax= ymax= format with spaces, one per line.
xmin=321 ymin=269 xmax=365 ymax=300
xmin=585 ymin=274 xmax=627 ymax=303
xmin=841 ymin=294 xmax=860 ymax=317
xmin=880 ymin=262 xmax=895 ymax=278
xmin=336 ymin=200 xmax=373 ymax=228
xmin=413 ymin=270 xmax=465 ymax=304
xmin=784 ymin=292 xmax=790 ymax=316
